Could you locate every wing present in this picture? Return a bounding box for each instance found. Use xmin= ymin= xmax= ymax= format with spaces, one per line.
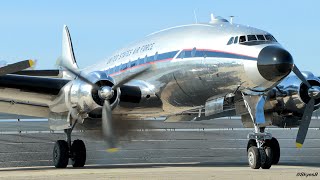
xmin=0 ymin=74 xmax=69 ymax=118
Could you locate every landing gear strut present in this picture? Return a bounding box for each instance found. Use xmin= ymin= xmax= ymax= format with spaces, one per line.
xmin=53 ymin=120 xmax=86 ymax=168
xmin=242 ymin=93 xmax=281 ymax=169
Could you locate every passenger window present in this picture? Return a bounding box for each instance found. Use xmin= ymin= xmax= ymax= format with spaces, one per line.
xmin=191 ymin=47 xmax=197 ymax=57
xmin=234 ymin=36 xmax=238 ymax=44
xmin=257 ymin=35 xmax=266 ymax=41
xmin=239 ymin=36 xmax=246 ymax=43
xmin=247 ymin=35 xmax=257 ymax=41
xmin=227 ymin=37 xmax=234 ymax=45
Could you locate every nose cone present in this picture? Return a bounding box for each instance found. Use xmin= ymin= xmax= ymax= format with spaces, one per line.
xmin=257 ymin=46 xmax=294 ymax=82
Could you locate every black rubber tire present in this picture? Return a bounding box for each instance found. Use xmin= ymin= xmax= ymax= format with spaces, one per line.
xmin=248 ymin=146 xmax=261 ymax=169
xmin=266 ymin=137 xmax=280 ymax=164
xmin=270 ymin=138 xmax=280 ymax=165
xmin=247 ymin=139 xmax=257 ymax=152
xmin=261 ymin=147 xmax=273 ymax=169
xmin=53 ymin=140 xmax=69 ymax=168
xmin=71 ymin=139 xmax=86 ymax=167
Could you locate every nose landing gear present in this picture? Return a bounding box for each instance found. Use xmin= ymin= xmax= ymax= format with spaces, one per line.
xmin=242 ymin=93 xmax=281 ymax=169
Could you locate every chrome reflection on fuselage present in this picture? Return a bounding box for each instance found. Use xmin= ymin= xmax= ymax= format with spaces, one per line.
xmin=81 ymin=20 xmax=294 ymax=117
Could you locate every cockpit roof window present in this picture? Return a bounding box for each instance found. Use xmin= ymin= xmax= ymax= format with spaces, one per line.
xmin=239 ymin=36 xmax=246 ymax=43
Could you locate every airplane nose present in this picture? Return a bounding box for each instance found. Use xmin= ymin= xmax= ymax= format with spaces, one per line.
xmin=257 ymin=46 xmax=294 ymax=82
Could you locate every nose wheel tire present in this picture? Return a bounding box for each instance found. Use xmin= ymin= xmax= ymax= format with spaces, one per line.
xmin=248 ymin=146 xmax=261 ymax=169
xmin=266 ymin=137 xmax=280 ymax=165
xmin=247 ymin=144 xmax=273 ymax=169
xmin=261 ymin=147 xmax=273 ymax=169
xmin=71 ymin=140 xmax=86 ymax=167
xmin=53 ymin=140 xmax=69 ymax=168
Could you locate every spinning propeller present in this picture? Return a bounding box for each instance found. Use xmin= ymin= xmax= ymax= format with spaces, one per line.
xmin=64 ymin=66 xmax=150 ymax=152
xmin=292 ymin=65 xmax=320 ymax=148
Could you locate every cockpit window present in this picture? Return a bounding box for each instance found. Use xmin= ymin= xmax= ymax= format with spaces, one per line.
xmin=256 ymin=35 xmax=265 ymax=41
xmin=239 ymin=36 xmax=246 ymax=43
xmin=227 ymin=37 xmax=234 ymax=45
xmin=227 ymin=34 xmax=277 ymax=45
xmin=265 ymin=34 xmax=277 ymax=42
xmin=247 ymin=35 xmax=257 ymax=41
xmin=234 ymin=36 xmax=238 ymax=44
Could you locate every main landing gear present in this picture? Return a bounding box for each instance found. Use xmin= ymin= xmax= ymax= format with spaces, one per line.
xmin=53 ymin=123 xmax=87 ymax=168
xmin=246 ymin=126 xmax=280 ymax=169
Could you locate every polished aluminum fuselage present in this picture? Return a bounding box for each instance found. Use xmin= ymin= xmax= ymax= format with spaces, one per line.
xmin=80 ymin=23 xmax=282 ymax=118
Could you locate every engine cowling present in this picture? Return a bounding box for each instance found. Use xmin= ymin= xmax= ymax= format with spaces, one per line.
xmin=69 ymin=71 xmax=120 ymax=113
xmin=267 ymin=72 xmax=320 ymax=127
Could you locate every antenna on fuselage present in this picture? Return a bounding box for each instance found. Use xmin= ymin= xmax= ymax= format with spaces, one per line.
xmin=210 ymin=13 xmax=215 ymax=22
xmin=229 ymin=16 xmax=235 ymax=24
xmin=193 ymin=9 xmax=198 ymax=24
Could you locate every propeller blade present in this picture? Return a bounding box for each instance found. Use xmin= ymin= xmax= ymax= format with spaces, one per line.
xmin=292 ymin=65 xmax=311 ymax=88
xmin=296 ymin=98 xmax=315 ymax=148
xmin=0 ymin=60 xmax=35 ymax=76
xmin=112 ymin=65 xmax=151 ymax=90
xmin=63 ymin=66 xmax=100 ymax=90
xmin=101 ymin=100 xmax=118 ymax=152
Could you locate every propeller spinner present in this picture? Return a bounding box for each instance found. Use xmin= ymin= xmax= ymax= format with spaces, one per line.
xmin=64 ymin=66 xmax=151 ymax=151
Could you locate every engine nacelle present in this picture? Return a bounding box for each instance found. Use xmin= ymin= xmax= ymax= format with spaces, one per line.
xmin=69 ymin=71 xmax=120 ymax=113
xmin=267 ymin=72 xmax=320 ymax=127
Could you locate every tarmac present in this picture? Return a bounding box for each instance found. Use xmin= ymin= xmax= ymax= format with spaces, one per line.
xmin=0 ymin=118 xmax=319 ymax=179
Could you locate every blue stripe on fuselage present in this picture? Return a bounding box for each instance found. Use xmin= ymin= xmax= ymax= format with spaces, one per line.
xmin=108 ymin=49 xmax=257 ymax=76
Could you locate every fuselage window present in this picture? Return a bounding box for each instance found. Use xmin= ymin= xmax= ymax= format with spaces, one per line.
xmin=256 ymin=35 xmax=266 ymax=41
xmin=239 ymin=36 xmax=246 ymax=43
xmin=227 ymin=37 xmax=234 ymax=45
xmin=247 ymin=35 xmax=257 ymax=41
xmin=191 ymin=47 xmax=197 ymax=57
xmin=234 ymin=36 xmax=238 ymax=44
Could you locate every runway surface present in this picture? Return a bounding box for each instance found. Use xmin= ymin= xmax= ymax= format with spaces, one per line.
xmin=0 ymin=117 xmax=319 ymax=179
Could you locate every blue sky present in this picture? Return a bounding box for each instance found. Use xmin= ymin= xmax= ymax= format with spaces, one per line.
xmin=0 ymin=0 xmax=319 ymax=74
